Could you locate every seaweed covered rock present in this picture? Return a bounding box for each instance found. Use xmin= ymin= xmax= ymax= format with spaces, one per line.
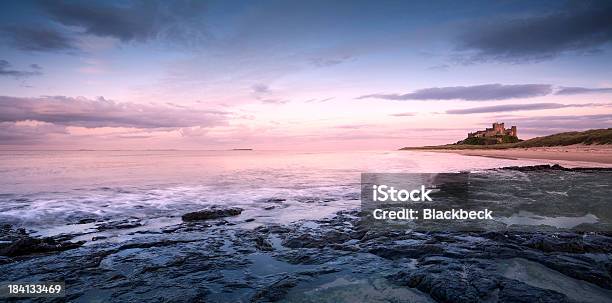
xmin=182 ymin=207 xmax=243 ymax=221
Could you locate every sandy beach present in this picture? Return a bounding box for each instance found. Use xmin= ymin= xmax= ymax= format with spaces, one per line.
xmin=422 ymin=144 xmax=612 ymax=165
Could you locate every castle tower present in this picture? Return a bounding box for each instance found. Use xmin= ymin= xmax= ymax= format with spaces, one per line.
xmin=510 ymin=126 xmax=517 ymax=137
xmin=492 ymin=122 xmax=505 ymax=134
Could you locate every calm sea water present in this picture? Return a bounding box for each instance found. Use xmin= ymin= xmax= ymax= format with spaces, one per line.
xmin=0 ymin=150 xmax=583 ymax=235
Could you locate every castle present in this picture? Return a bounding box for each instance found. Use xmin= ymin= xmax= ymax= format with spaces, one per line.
xmin=467 ymin=122 xmax=517 ymax=144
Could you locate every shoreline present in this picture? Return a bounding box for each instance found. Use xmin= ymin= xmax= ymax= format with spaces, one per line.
xmin=2 ymin=164 xmax=612 ymax=301
xmin=410 ymin=145 xmax=612 ymax=165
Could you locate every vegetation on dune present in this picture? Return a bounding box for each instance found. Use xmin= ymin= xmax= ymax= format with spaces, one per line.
xmin=400 ymin=128 xmax=612 ymax=150
xmin=514 ymin=128 xmax=612 ymax=147
xmin=460 ymin=134 xmax=521 ymax=145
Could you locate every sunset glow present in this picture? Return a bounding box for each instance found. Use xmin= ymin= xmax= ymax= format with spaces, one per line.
xmin=1 ymin=1 xmax=611 ymax=150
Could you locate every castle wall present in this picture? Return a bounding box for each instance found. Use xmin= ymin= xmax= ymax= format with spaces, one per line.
xmin=467 ymin=123 xmax=518 ymax=139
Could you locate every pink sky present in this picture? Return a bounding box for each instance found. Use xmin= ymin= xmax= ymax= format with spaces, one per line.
xmin=1 ymin=1 xmax=611 ymax=150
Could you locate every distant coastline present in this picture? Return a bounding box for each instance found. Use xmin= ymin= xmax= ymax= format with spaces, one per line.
xmin=401 ymin=128 xmax=612 ymax=150
xmin=401 ymin=128 xmax=612 ymax=165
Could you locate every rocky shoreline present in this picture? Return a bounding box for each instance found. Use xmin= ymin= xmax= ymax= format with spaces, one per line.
xmin=2 ymin=210 xmax=612 ymax=302
xmin=1 ymin=165 xmax=612 ymax=302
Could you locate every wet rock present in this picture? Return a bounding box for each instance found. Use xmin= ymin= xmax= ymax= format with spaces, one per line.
xmin=96 ymin=219 xmax=143 ymax=231
xmin=297 ymin=266 xmax=340 ymax=277
xmin=257 ymin=198 xmax=286 ymax=204
xmin=2 ymin=204 xmax=612 ymax=302
xmin=498 ymin=279 xmax=573 ymax=303
xmin=251 ymin=275 xmax=298 ymax=302
xmin=77 ymin=218 xmax=97 ymax=224
xmin=282 ymin=230 xmax=351 ymax=248
xmin=500 ymin=164 xmax=571 ymax=172
xmin=215 ymin=220 xmax=230 ymax=226
xmin=389 ymin=259 xmax=573 ymax=303
xmin=500 ymin=164 xmax=612 ymax=172
xmin=523 ymin=234 xmax=612 ymax=254
xmin=282 ymin=234 xmax=323 ymax=248
xmin=0 ymin=235 xmax=84 ymax=257
xmin=255 ymin=224 xmax=291 ymax=234
xmin=342 ymin=192 xmax=361 ymax=200
xmin=222 ymin=281 xmax=251 ymax=291
xmin=276 ymin=248 xmax=349 ymax=265
xmin=530 ymin=254 xmax=612 ymax=289
xmin=161 ymin=226 xmax=181 ymax=233
xmin=182 ymin=207 xmax=243 ymax=221
xmin=390 ymin=262 xmax=497 ymax=302
xmin=255 ymin=235 xmax=273 ymax=251
xmin=1 ymin=226 xmax=84 ymax=258
xmin=245 ymin=218 xmax=256 ymax=222
xmin=369 ymin=244 xmax=444 ymax=260
xmin=295 ymin=196 xmax=337 ymax=203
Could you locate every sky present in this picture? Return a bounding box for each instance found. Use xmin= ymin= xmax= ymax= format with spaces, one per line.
xmin=0 ymin=0 xmax=611 ymax=150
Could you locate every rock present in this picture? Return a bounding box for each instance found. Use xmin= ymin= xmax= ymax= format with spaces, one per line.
xmin=0 ymin=226 xmax=84 ymax=258
xmin=498 ymin=279 xmax=573 ymax=303
xmin=276 ymin=248 xmax=348 ymax=265
xmin=96 ymin=219 xmax=142 ymax=231
xmin=0 ymin=236 xmax=84 ymax=257
xmin=251 ymin=275 xmax=298 ymax=302
xmin=500 ymin=164 xmax=612 ymax=172
xmin=389 ymin=263 xmax=497 ymax=303
xmin=369 ymin=244 xmax=444 ymax=260
xmin=295 ymin=196 xmax=337 ymax=204
xmin=2 ymin=198 xmax=612 ymax=302
xmin=389 ymin=260 xmax=573 ymax=303
xmin=297 ymin=266 xmax=340 ymax=277
xmin=282 ymin=230 xmax=351 ymax=249
xmin=523 ymin=233 xmax=612 ymax=254
xmin=255 ymin=224 xmax=291 ymax=234
xmin=77 ymin=218 xmax=96 ymax=224
xmin=257 ymin=198 xmax=286 ymax=204
xmin=181 ymin=207 xmax=243 ymax=221
xmin=255 ymin=236 xmax=273 ymax=251
xmin=531 ymin=255 xmax=612 ymax=289
xmin=500 ymin=164 xmax=571 ymax=172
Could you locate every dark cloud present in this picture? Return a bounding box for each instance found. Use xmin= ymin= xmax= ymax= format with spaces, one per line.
xmin=555 ymin=86 xmax=612 ymax=95
xmin=0 ymin=96 xmax=227 ymax=128
xmin=457 ymin=2 xmax=612 ymax=62
xmin=251 ymin=84 xmax=270 ymax=94
xmin=309 ymin=55 xmax=352 ymax=67
xmin=359 ymin=84 xmax=552 ymax=101
xmin=0 ymin=25 xmax=77 ymax=52
xmin=0 ymin=121 xmax=67 ymax=145
xmin=37 ymin=0 xmax=207 ymax=43
xmin=446 ymin=102 xmax=610 ymax=114
xmin=0 ymin=60 xmax=42 ymax=77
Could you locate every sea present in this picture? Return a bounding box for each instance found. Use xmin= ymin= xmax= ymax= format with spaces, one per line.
xmin=0 ymin=149 xmax=599 ymax=238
